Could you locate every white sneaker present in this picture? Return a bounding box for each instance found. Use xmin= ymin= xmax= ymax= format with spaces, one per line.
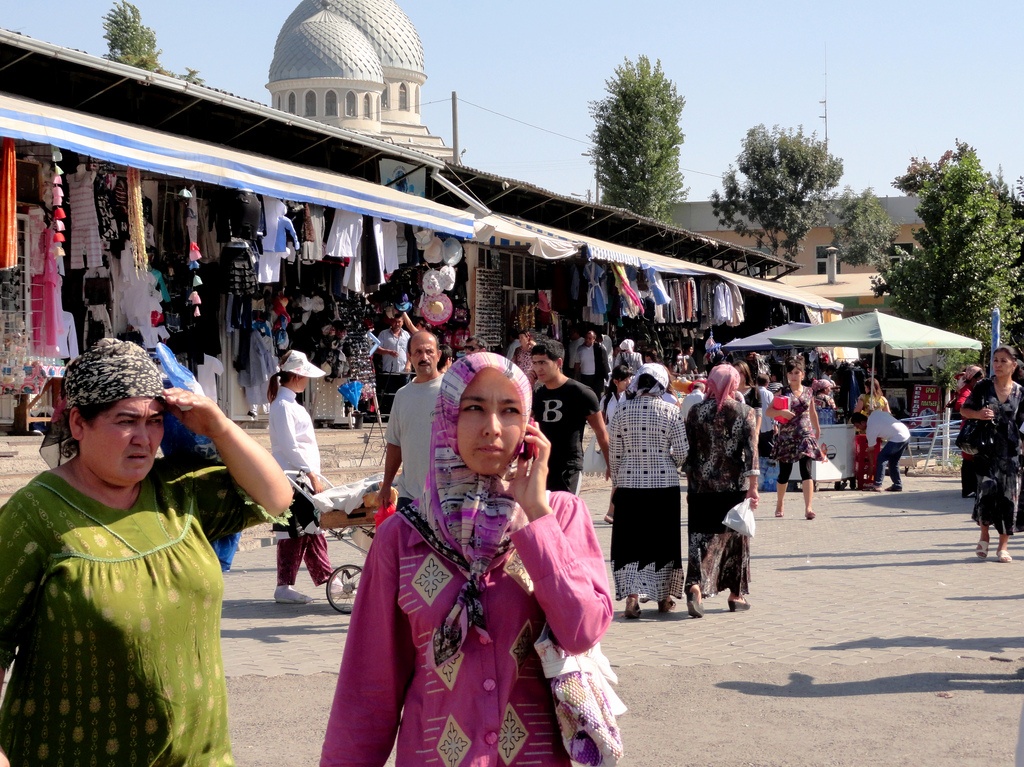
xmin=274 ymin=586 xmax=313 ymax=604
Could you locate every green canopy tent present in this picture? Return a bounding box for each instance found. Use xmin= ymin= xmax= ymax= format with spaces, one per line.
xmin=766 ymin=310 xmax=982 ymax=353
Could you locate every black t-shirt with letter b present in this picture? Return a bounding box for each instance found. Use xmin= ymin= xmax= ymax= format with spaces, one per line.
xmin=533 ymin=379 xmax=600 ymax=479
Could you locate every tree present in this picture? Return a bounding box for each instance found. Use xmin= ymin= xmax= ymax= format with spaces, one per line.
xmin=878 ymin=141 xmax=1024 ymax=342
xmin=711 ymin=124 xmax=843 ymax=261
xmin=589 ymin=56 xmax=686 ymax=222
xmin=102 ymin=2 xmax=163 ymax=71
xmin=831 ymin=187 xmax=900 ymax=269
xmin=102 ymin=2 xmax=203 ymax=83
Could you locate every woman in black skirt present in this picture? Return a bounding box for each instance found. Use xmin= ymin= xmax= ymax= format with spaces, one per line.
xmin=608 ymin=364 xmax=688 ymax=619
xmin=684 ymin=364 xmax=760 ymax=617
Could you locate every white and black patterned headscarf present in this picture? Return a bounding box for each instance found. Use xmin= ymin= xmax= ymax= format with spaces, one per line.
xmin=40 ymin=339 xmax=165 ymax=468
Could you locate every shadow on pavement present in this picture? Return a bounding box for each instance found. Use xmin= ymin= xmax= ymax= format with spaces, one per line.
xmin=718 ymin=668 xmax=1024 ymax=697
xmin=811 ymin=635 xmax=1024 ymax=654
xmin=947 ymin=594 xmax=1024 ymax=602
xmin=780 ymin=557 xmax=972 ymax=571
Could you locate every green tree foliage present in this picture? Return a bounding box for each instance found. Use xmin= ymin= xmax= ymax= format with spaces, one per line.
xmin=589 ymin=56 xmax=686 ymax=222
xmin=832 ymin=187 xmax=900 ymax=269
xmin=102 ymin=1 xmax=163 ymax=71
xmin=102 ymin=2 xmax=203 ymax=84
xmin=879 ymin=141 xmax=1024 ymax=342
xmin=711 ymin=124 xmax=843 ymax=261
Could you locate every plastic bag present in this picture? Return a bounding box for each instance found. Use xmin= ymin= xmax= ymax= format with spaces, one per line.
xmin=154 ymin=343 xmax=219 ymax=461
xmin=722 ymin=498 xmax=756 ymax=537
xmin=582 ymin=438 xmax=605 ymax=476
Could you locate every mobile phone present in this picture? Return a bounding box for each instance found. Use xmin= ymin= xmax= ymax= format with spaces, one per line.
xmin=519 ymin=418 xmax=539 ymax=461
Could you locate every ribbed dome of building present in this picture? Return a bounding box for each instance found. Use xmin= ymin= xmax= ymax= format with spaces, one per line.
xmin=274 ymin=0 xmax=425 ymax=76
xmin=269 ymin=8 xmax=384 ymax=83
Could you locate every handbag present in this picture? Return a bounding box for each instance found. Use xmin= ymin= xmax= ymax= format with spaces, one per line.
xmin=956 ymin=418 xmax=995 ymax=456
xmin=534 ymin=624 xmax=626 ymax=766
xmin=582 ymin=437 xmax=606 ymax=476
xmin=723 ymin=497 xmax=756 ymax=537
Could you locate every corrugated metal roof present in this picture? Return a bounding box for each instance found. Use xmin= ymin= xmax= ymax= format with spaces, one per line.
xmin=269 ymin=9 xmax=384 ymax=83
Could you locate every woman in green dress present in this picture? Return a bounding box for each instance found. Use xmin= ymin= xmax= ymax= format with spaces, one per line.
xmin=0 ymin=339 xmax=292 ymax=766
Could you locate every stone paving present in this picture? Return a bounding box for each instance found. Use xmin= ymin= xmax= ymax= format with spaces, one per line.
xmin=220 ymin=472 xmax=1024 ymax=678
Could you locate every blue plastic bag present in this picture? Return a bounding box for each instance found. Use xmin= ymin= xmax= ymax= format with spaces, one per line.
xmin=154 ymin=343 xmax=220 ymax=461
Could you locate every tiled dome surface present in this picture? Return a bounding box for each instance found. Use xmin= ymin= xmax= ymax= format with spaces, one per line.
xmin=273 ymin=0 xmax=425 ymax=77
xmin=269 ymin=8 xmax=385 ymax=82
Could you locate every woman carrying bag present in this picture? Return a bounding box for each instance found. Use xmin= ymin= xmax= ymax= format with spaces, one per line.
xmin=321 ymin=353 xmax=612 ymax=766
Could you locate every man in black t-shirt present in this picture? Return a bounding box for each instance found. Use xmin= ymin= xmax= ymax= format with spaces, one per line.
xmin=531 ymin=339 xmax=610 ymax=494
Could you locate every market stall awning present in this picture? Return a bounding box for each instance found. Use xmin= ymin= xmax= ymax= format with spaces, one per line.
xmin=474 ymin=214 xmax=843 ymax=312
xmin=473 ymin=214 xmax=580 ymax=260
xmin=0 ymin=93 xmax=475 ymax=237
xmin=721 ymin=323 xmax=812 ymax=352
xmin=767 ymin=310 xmax=982 ymax=351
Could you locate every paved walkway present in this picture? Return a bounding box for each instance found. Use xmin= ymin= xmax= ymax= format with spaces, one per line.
xmin=220 ymin=473 xmax=1024 ymax=677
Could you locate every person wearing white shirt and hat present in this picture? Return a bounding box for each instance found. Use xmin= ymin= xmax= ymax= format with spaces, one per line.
xmin=268 ymin=350 xmax=338 ymax=604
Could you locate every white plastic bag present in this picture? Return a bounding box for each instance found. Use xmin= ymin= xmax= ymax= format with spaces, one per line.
xmin=582 ymin=438 xmax=605 ymax=476
xmin=722 ymin=498 xmax=756 ymax=537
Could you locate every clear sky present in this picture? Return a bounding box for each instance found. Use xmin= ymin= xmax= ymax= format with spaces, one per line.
xmin=2 ymin=0 xmax=1022 ymax=204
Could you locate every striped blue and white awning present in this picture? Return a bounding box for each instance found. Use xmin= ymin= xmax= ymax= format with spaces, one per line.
xmin=0 ymin=93 xmax=475 ymax=237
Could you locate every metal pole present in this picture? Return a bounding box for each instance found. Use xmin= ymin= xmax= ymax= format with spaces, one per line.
xmin=451 ymin=91 xmax=460 ymax=165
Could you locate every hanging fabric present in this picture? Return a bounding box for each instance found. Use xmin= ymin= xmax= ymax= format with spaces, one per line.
xmin=0 ymin=138 xmax=16 ymax=269
xmin=126 ymin=167 xmax=147 ymax=270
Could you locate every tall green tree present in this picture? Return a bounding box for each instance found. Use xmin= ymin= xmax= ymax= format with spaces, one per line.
xmin=879 ymin=141 xmax=1024 ymax=342
xmin=831 ymin=187 xmax=901 ymax=269
xmin=102 ymin=1 xmax=163 ymax=71
xmin=711 ymin=124 xmax=843 ymax=261
xmin=589 ymin=55 xmax=686 ymax=222
xmin=102 ymin=2 xmax=204 ymax=84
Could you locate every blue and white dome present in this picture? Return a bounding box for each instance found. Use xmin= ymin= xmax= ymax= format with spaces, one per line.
xmin=271 ymin=0 xmax=425 ymax=80
xmin=269 ymin=8 xmax=384 ymax=83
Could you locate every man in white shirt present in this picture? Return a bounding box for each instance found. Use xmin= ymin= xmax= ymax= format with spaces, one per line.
xmin=863 ymin=410 xmax=911 ymax=492
xmin=379 ymin=330 xmax=442 ymax=507
xmin=573 ymin=329 xmax=610 ymax=398
xmin=680 ymin=381 xmax=706 ymax=420
xmin=376 ymin=315 xmax=410 ymax=374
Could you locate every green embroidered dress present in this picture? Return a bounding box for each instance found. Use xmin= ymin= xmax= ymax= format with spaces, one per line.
xmin=0 ymin=459 xmax=277 ymax=766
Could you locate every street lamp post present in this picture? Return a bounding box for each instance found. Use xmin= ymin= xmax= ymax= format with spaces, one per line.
xmin=582 ymin=151 xmax=599 ymax=204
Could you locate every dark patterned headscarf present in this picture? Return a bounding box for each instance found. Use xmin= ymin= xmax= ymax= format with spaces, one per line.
xmin=40 ymin=339 xmax=165 ymax=468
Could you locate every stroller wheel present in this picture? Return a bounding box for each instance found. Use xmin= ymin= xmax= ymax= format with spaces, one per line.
xmin=326 ymin=564 xmax=363 ymax=614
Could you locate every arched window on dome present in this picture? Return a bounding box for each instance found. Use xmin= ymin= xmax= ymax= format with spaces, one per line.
xmin=325 ymin=91 xmax=338 ymax=117
xmin=399 ymin=84 xmax=408 ymax=111
xmin=381 ymin=87 xmax=389 ymax=114
xmin=376 ymin=96 xmax=381 ymax=121
xmin=275 ymin=94 xmax=281 ymax=111
xmin=345 ymin=91 xmax=357 ymax=117
xmin=363 ymin=94 xmax=372 ymax=119
xmin=415 ymin=86 xmax=420 ymax=114
xmin=287 ymin=92 xmax=296 ymax=114
xmin=304 ymin=91 xmax=317 ymax=117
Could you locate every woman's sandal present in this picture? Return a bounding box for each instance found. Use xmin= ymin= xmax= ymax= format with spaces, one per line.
xmin=775 ymin=509 xmax=784 ymax=518
xmin=728 ymin=598 xmax=751 ymax=612
xmin=685 ymin=589 xmax=705 ymax=619
xmin=624 ymin=597 xmax=641 ymax=619
xmin=805 ymin=510 xmax=816 ymax=520
xmin=976 ymin=540 xmax=990 ymax=559
xmin=998 ymin=549 xmax=1013 ymax=563
xmin=657 ymin=597 xmax=676 ymax=613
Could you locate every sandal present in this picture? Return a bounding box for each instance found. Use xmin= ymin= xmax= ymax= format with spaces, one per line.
xmin=657 ymin=597 xmax=676 ymax=614
xmin=998 ymin=549 xmax=1013 ymax=563
xmin=976 ymin=540 xmax=990 ymax=559
xmin=805 ymin=510 xmax=816 ymax=520
xmin=685 ymin=588 xmax=704 ymax=619
xmin=775 ymin=509 xmax=784 ymax=518
xmin=624 ymin=597 xmax=641 ymax=619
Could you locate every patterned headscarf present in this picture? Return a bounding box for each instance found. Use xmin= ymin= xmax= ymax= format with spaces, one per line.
xmin=627 ymin=363 xmax=669 ymax=397
xmin=40 ymin=339 xmax=165 ymax=468
xmin=400 ymin=352 xmax=532 ymax=668
xmin=705 ymin=364 xmax=741 ymax=412
xmin=811 ymin=379 xmax=834 ymax=393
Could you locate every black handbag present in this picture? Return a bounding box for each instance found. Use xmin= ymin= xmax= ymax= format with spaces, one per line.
xmin=956 ymin=419 xmax=995 ymax=456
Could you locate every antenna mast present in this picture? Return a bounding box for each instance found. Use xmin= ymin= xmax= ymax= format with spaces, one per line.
xmin=819 ymin=47 xmax=829 ymax=147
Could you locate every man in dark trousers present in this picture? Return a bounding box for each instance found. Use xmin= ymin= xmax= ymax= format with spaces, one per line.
xmin=572 ymin=329 xmax=610 ymax=399
xmin=532 ymin=339 xmax=611 ymax=494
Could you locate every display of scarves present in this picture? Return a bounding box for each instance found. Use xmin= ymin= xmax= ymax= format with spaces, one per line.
xmin=584 ymin=261 xmax=607 ymax=318
xmin=610 ymin=264 xmax=642 ymax=318
xmin=126 ymin=167 xmax=147 ymax=270
xmin=0 ymin=138 xmax=15 ymax=269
